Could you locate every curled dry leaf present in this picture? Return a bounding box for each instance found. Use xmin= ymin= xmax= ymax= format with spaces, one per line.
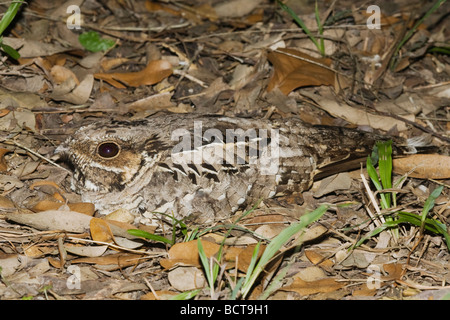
xmin=168 ymin=266 xmax=206 ymax=291
xmin=94 ymin=59 xmax=173 ymax=88
xmin=160 ymin=240 xmax=219 ymax=269
xmin=267 ymin=48 xmax=335 ymax=95
xmin=29 ymin=180 xmax=63 ymax=191
xmin=51 ymin=65 xmax=79 ymax=85
xmin=160 ymin=239 xmax=244 ymax=270
xmin=0 ymin=148 xmax=10 ymax=172
xmin=280 ymin=277 xmax=344 ymax=296
xmin=0 ymin=195 xmax=15 ymax=209
xmin=90 ymin=217 xmax=115 ymax=243
xmin=393 ymin=154 xmax=450 ymax=179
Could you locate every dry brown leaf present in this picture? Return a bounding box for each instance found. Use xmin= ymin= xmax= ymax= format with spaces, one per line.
xmin=160 ymin=240 xmax=220 ymax=269
xmin=140 ymin=290 xmax=179 ymax=300
xmin=0 ymin=148 xmax=10 ymax=172
xmin=352 ymin=283 xmax=377 ymax=297
xmin=32 ymin=199 xmax=63 ymax=212
xmin=71 ymin=253 xmax=144 ymax=269
xmin=68 ymin=202 xmax=96 ymax=216
xmin=267 ymin=48 xmax=335 ymax=94
xmin=32 ymin=200 xmax=94 ymax=215
xmin=51 ymin=65 xmax=79 ymax=85
xmin=301 ymin=90 xmax=412 ymax=131
xmin=94 ymin=59 xmax=173 ymax=88
xmin=393 ymin=154 xmax=450 ymax=179
xmin=100 ymin=57 xmax=129 ymax=72
xmin=24 ymin=244 xmax=54 ymax=258
xmin=0 ymin=109 xmax=10 ymax=117
xmin=145 ymin=1 xmax=181 ymax=16
xmin=382 ymin=263 xmax=404 ymax=281
xmin=168 ymin=266 xmax=206 ymax=291
xmin=237 ymin=244 xmax=265 ymax=272
xmin=29 ymin=180 xmax=63 ymax=192
xmin=160 ymin=239 xmax=245 ymax=269
xmin=90 ymin=217 xmax=115 ymax=243
xmin=304 ymin=249 xmax=334 ymax=270
xmin=0 ymin=195 xmax=15 ymax=209
xmin=281 ymin=277 xmax=344 ymax=295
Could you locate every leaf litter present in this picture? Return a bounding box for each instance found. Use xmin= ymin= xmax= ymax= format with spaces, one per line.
xmin=0 ymin=0 xmax=449 ymax=300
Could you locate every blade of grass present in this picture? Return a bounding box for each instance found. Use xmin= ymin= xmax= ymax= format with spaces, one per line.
xmin=377 ymin=140 xmax=393 ymax=208
xmin=366 ymin=151 xmax=389 ymax=209
xmin=314 ymin=0 xmax=325 ymax=56
xmin=197 ymin=238 xmax=214 ymax=297
xmin=276 ymin=0 xmax=323 ymax=55
xmin=390 ymin=0 xmax=446 ymax=69
xmin=230 ymin=277 xmax=245 ymax=300
xmin=0 ymin=0 xmax=24 ymax=36
xmin=169 ymin=289 xmax=201 ymax=300
xmin=240 ymin=204 xmax=328 ymax=298
xmin=127 ymin=229 xmax=174 ymax=245
xmin=420 ymin=185 xmax=444 ymax=234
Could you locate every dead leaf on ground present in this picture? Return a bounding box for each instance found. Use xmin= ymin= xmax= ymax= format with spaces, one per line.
xmin=0 ymin=195 xmax=15 ymax=209
xmin=6 ymin=209 xmax=92 ymax=233
xmin=71 ymin=253 xmax=145 ymax=270
xmin=352 ymin=283 xmax=378 ymax=297
xmin=267 ymin=48 xmax=335 ymax=95
xmin=168 ymin=266 xmax=206 ymax=291
xmin=94 ymin=59 xmax=173 ymax=88
xmin=382 ymin=263 xmax=404 ymax=281
xmin=160 ymin=239 xmax=245 ymax=269
xmin=64 ymin=244 xmax=109 ymax=258
xmin=213 ymin=0 xmax=262 ymax=18
xmin=90 ymin=217 xmax=115 ymax=243
xmin=302 ymin=89 xmax=412 ymax=131
xmin=141 ymin=290 xmax=179 ymax=300
xmin=0 ymin=148 xmax=10 ymax=172
xmin=237 ymin=243 xmax=265 ymax=272
xmin=393 ymin=154 xmax=450 ymax=179
xmin=280 ymin=277 xmax=345 ymax=296
xmin=305 ymin=249 xmax=334 ymax=271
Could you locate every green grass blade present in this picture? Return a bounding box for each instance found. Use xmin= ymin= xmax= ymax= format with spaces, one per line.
xmin=377 ymin=141 xmax=393 ymax=208
xmin=354 ymin=224 xmax=389 ymax=248
xmin=391 ymin=0 xmax=446 ymax=69
xmin=230 ymin=277 xmax=245 ymax=300
xmin=127 ymin=229 xmax=174 ymax=245
xmin=242 ymin=242 xmax=261 ymax=289
xmin=0 ymin=0 xmax=24 ymax=36
xmin=169 ymin=289 xmax=201 ymax=300
xmin=397 ymin=210 xmax=450 ymax=250
xmin=197 ymin=238 xmax=214 ymax=291
xmin=240 ymin=204 xmax=328 ymax=298
xmin=276 ymin=0 xmax=321 ymax=54
xmin=420 ymin=185 xmax=444 ymax=233
xmin=314 ymin=0 xmax=325 ymax=56
xmin=0 ymin=42 xmax=19 ymax=59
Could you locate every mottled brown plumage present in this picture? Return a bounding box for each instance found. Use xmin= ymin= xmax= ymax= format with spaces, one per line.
xmin=57 ymin=114 xmax=400 ymax=225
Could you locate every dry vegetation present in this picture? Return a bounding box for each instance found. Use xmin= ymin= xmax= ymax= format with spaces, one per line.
xmin=0 ymin=0 xmax=449 ymax=301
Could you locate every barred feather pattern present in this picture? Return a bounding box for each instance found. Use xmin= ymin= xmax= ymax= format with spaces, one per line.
xmin=57 ymin=114 xmax=397 ymax=225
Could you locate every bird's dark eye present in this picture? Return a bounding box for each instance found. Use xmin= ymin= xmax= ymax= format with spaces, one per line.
xmin=97 ymin=142 xmax=120 ymax=159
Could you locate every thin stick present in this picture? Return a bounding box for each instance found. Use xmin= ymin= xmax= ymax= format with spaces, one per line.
xmin=6 ymin=139 xmax=70 ymax=173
